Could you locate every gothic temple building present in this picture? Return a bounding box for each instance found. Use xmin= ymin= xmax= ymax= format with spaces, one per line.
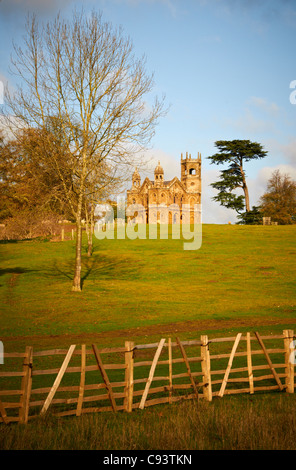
xmin=126 ymin=152 xmax=201 ymax=224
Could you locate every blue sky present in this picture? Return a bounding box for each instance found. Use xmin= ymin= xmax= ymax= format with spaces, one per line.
xmin=0 ymin=0 xmax=296 ymax=223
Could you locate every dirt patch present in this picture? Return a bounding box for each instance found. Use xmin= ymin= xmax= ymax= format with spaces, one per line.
xmin=2 ymin=317 xmax=296 ymax=346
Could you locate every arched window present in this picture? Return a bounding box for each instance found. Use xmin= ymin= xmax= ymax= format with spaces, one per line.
xmin=189 ymin=168 xmax=196 ymax=175
xmin=190 ymin=197 xmax=196 ymax=208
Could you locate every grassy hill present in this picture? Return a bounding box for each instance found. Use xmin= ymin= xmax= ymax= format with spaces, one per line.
xmin=1 ymin=224 xmax=296 ymax=451
xmin=1 ymin=224 xmax=295 ymax=350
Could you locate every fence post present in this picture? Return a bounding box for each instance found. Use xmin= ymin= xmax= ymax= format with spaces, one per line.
xmin=92 ymin=344 xmax=117 ymax=412
xmin=41 ymin=345 xmax=76 ymax=416
xmin=139 ymin=339 xmax=166 ymax=410
xmin=124 ymin=341 xmax=134 ymax=412
xmin=19 ymin=346 xmax=33 ymax=424
xmin=76 ymin=344 xmax=86 ymax=416
xmin=168 ymin=338 xmax=173 ymax=403
xmin=0 ymin=398 xmax=8 ymax=425
xmin=176 ymin=337 xmax=199 ymax=401
xmin=246 ymin=332 xmax=254 ymax=394
xmin=254 ymin=331 xmax=284 ymax=391
xmin=201 ymin=335 xmax=212 ymax=401
xmin=284 ymin=330 xmax=295 ymax=394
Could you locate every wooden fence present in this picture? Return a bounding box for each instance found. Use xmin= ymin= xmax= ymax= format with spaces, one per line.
xmin=0 ymin=329 xmax=295 ymax=424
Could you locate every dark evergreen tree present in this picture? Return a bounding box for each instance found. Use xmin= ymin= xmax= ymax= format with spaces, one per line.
xmin=208 ymin=140 xmax=267 ymax=214
xmin=236 ymin=206 xmax=263 ymax=225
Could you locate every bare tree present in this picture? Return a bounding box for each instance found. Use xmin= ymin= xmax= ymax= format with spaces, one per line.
xmin=84 ymin=159 xmax=124 ymax=257
xmin=4 ymin=10 xmax=166 ymax=291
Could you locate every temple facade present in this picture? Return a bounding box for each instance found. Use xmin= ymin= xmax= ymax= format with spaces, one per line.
xmin=126 ymin=152 xmax=201 ymax=224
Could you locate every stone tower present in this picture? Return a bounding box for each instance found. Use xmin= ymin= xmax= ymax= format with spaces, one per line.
xmin=180 ymin=152 xmax=202 ymax=194
xmin=132 ymin=167 xmax=141 ymax=189
xmin=154 ymin=161 xmax=164 ymax=188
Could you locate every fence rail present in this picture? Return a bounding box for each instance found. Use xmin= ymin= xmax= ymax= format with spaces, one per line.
xmin=0 ymin=329 xmax=295 ymax=424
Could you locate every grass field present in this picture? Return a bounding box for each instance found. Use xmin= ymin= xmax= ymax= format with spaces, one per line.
xmin=1 ymin=224 xmax=295 ymax=350
xmin=1 ymin=395 xmax=296 ymax=450
xmin=0 ymin=224 xmax=296 ymax=450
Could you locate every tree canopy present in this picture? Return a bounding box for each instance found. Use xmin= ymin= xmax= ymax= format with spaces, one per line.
xmin=3 ymin=9 xmax=166 ymax=290
xmin=208 ymin=140 xmax=268 ymax=214
xmin=236 ymin=206 xmax=263 ymax=225
xmin=259 ymin=170 xmax=296 ymax=225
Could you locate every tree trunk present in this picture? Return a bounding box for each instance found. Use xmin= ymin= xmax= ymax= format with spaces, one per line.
xmin=72 ymin=158 xmax=86 ymax=291
xmin=88 ymin=203 xmax=94 ymax=257
xmin=85 ymin=217 xmax=91 ymax=258
xmin=241 ymin=165 xmax=250 ymax=212
xmin=87 ymin=229 xmax=92 ymax=257
xmin=72 ymin=218 xmax=82 ymax=291
xmin=243 ymin=182 xmax=250 ymax=212
xmin=85 ymin=202 xmax=94 ymax=257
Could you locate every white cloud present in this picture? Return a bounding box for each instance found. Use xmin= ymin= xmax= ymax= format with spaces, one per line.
xmin=249 ymin=96 xmax=280 ymax=116
xmin=257 ymin=164 xmax=296 ymax=185
xmin=279 ymin=140 xmax=296 ymax=165
xmin=0 ymin=71 xmax=15 ymax=98
xmin=203 ymin=162 xmax=296 ymax=223
xmin=112 ymin=0 xmax=179 ymax=16
xmin=202 ymin=167 xmax=238 ymax=224
xmin=140 ymin=148 xmax=180 ymax=180
xmin=212 ymin=95 xmax=282 ymax=137
xmin=262 ymin=137 xmax=296 ymax=166
xmin=245 ymin=163 xmax=296 ymax=209
xmin=0 ymin=0 xmax=74 ymax=16
xmin=222 ymin=109 xmax=276 ymax=135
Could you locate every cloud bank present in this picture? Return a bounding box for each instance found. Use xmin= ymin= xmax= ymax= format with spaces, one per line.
xmin=0 ymin=0 xmax=75 ymax=16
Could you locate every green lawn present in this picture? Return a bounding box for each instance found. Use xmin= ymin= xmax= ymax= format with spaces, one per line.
xmin=1 ymin=226 xmax=296 ymax=450
xmin=0 ymin=224 xmax=296 ymax=350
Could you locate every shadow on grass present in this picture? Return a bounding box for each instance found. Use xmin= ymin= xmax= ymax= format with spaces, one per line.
xmin=42 ymin=253 xmax=143 ymax=286
xmin=0 ymin=267 xmax=38 ymax=289
xmin=0 ymin=236 xmax=51 ymax=244
xmin=0 ymin=253 xmax=143 ymax=289
xmin=0 ymin=267 xmax=36 ymax=276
